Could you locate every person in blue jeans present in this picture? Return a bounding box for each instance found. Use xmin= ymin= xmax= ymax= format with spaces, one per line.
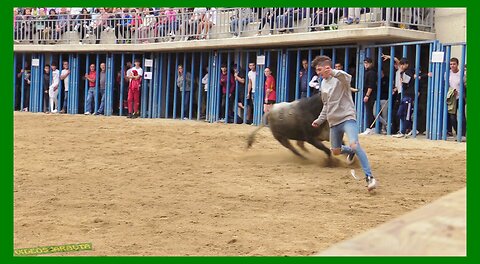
xmin=84 ymin=63 xmax=96 ymax=115
xmin=95 ymin=62 xmax=107 ymax=115
xmin=311 ymin=55 xmax=377 ymax=191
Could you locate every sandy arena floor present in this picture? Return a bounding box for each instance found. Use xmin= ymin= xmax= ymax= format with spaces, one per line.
xmin=13 ymin=112 xmax=466 ymax=256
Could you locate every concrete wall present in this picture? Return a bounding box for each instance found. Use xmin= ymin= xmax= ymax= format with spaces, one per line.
xmin=434 ymin=8 xmax=466 ymax=61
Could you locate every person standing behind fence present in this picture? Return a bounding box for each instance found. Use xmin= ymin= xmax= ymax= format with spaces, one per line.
xmin=49 ymin=63 xmax=60 ymax=113
xmin=84 ymin=63 xmax=96 ymax=115
xmin=362 ymin=57 xmax=376 ymax=133
xmin=219 ymin=64 xmax=235 ymax=120
xmin=95 ymin=63 xmax=107 ymax=115
xmin=446 ymin=57 xmax=466 ymax=139
xmin=42 ymin=64 xmax=50 ymax=113
xmin=201 ymin=68 xmax=209 ymax=120
xmin=176 ymin=64 xmax=192 ymax=120
xmin=59 ymin=61 xmax=70 ymax=114
xmin=393 ymin=58 xmax=415 ymax=138
xmin=299 ymin=59 xmax=315 ymax=98
xmin=310 ymin=55 xmax=377 ymax=191
xmin=263 ymin=66 xmax=276 ymax=115
xmin=246 ymin=62 xmax=257 ymax=124
xmin=127 ymin=69 xmax=141 ymax=119
xmin=127 ymin=59 xmax=143 ymax=117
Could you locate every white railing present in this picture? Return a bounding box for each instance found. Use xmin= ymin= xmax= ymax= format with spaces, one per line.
xmin=13 ymin=7 xmax=435 ymax=45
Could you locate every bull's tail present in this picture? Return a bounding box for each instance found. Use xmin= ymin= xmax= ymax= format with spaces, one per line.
xmin=246 ymin=113 xmax=269 ymax=149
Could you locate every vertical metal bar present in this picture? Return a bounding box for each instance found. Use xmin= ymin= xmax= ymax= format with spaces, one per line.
xmin=120 ymin=53 xmax=125 ymax=116
xmin=189 ymin=52 xmax=195 ymax=119
xmin=165 ymin=53 xmax=172 ymax=119
xmin=243 ymin=51 xmax=249 ymax=123
xmin=141 ymin=54 xmax=148 ymax=118
xmin=196 ymin=53 xmax=203 ymax=120
xmin=307 ymin=49 xmax=312 ymax=97
xmin=225 ymin=52 xmax=231 ymax=123
xmin=84 ymin=55 xmax=90 ymax=113
xmin=456 ymin=44 xmax=466 ymax=142
xmin=181 ymin=53 xmax=187 ymax=119
xmin=345 ymin=47 xmax=350 ymax=75
xmin=233 ymin=52 xmax=240 ymax=124
xmin=172 ymin=53 xmax=179 ymax=119
xmin=151 ymin=53 xmax=158 ymax=118
xmin=206 ymin=51 xmax=213 ymax=122
xmin=332 ymin=48 xmax=337 ymax=66
xmin=412 ymin=44 xmax=421 ymax=138
xmin=58 ymin=54 xmax=63 ymax=111
xmin=387 ymin=46 xmax=395 ymax=135
xmin=295 ymin=50 xmax=300 ymax=100
xmin=357 ymin=49 xmax=365 ymax=131
xmin=432 ymin=41 xmax=441 ymax=140
xmin=147 ymin=54 xmax=154 ymax=118
xmin=426 ymin=43 xmax=433 ymax=139
xmin=157 ymin=53 xmax=164 ymax=118
xmin=13 ymin=54 xmax=17 ymax=110
xmin=276 ymin=50 xmax=281 ymax=102
xmin=375 ymin=47 xmax=382 ymax=133
xmin=215 ymin=52 xmax=222 ymax=122
xmin=285 ymin=50 xmax=290 ymax=102
xmin=20 ymin=54 xmax=25 ymax=111
xmin=95 ymin=54 xmax=100 ymax=113
xmin=442 ymin=45 xmax=451 ymax=140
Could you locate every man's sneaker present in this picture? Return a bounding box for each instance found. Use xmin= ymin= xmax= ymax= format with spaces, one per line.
xmin=366 ymin=176 xmax=377 ymax=191
xmin=84 ymin=111 xmax=91 ymax=115
xmin=126 ymin=113 xmax=132 ymax=118
xmin=407 ymin=130 xmax=419 ymax=136
xmin=51 ymin=109 xmax=58 ymax=113
xmin=346 ymin=152 xmax=355 ymax=165
xmin=393 ymin=132 xmax=404 ymax=138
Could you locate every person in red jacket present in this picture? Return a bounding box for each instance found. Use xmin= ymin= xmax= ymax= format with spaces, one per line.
xmin=127 ymin=69 xmax=141 ymax=118
xmin=263 ymin=66 xmax=276 ymax=114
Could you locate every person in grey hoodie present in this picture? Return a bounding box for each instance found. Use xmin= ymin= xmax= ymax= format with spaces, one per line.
xmin=311 ymin=55 xmax=377 ymax=191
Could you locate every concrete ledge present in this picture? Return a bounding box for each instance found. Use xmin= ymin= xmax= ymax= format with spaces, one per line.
xmin=14 ymin=26 xmax=435 ymax=53
xmin=315 ymin=187 xmax=466 ymax=256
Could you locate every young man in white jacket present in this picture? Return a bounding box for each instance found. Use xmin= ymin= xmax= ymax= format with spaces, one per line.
xmin=49 ymin=63 xmax=60 ymax=113
xmin=311 ymin=55 xmax=377 ymax=191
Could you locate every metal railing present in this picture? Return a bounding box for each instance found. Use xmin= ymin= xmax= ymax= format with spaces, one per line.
xmin=13 ymin=7 xmax=435 ymax=45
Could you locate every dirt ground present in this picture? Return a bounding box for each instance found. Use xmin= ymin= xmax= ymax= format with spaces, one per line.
xmin=13 ymin=112 xmax=466 ymax=256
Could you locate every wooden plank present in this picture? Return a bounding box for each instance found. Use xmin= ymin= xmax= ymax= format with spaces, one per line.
xmin=316 ymin=188 xmax=466 ymax=256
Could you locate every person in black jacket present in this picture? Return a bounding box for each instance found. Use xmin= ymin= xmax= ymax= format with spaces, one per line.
xmin=393 ymin=58 xmax=415 ymax=137
xmin=363 ymin=57 xmax=376 ymax=131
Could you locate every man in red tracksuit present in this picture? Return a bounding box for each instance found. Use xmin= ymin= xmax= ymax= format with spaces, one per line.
xmin=127 ymin=69 xmax=141 ymax=118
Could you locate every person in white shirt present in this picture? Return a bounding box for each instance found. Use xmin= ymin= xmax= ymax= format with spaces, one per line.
xmin=447 ymin=57 xmax=466 ymax=138
xmin=59 ymin=61 xmax=70 ymax=113
xmin=49 ymin=63 xmax=60 ymax=113
xmin=247 ymin=62 xmax=257 ymax=124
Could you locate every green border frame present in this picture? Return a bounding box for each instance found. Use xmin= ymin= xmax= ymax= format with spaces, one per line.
xmin=4 ymin=1 xmax=476 ymax=263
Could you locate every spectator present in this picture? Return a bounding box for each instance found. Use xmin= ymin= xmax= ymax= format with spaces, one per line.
xmin=256 ymin=8 xmax=276 ymax=36
xmin=176 ymin=64 xmax=192 ymax=119
xmin=362 ymin=57 xmax=376 ymax=133
xmin=246 ymin=62 xmax=257 ymax=124
xmin=84 ymin=63 xmax=96 ymax=115
xmin=199 ymin=8 xmax=216 ymax=39
xmin=346 ymin=8 xmax=361 ymax=24
xmin=189 ymin=8 xmax=207 ymax=39
xmin=263 ymin=66 xmax=276 ymax=115
xmin=59 ymin=61 xmax=70 ymax=114
xmin=17 ymin=62 xmax=31 ymax=111
xmin=49 ymin=62 xmax=60 ymax=113
xmin=46 ymin=9 xmax=59 ymax=41
xmin=299 ymin=59 xmax=315 ymax=98
xmin=34 ymin=8 xmax=48 ymax=44
xmin=334 ymin=62 xmax=343 ymax=70
xmin=219 ymin=64 xmax=235 ymax=120
xmin=114 ymin=8 xmax=131 ymax=43
xmin=95 ymin=63 xmax=107 ymax=115
xmin=20 ymin=8 xmax=34 ymax=42
xmin=200 ymin=68 xmax=209 ymax=119
xmin=126 ymin=59 xmax=143 ymax=117
xmin=393 ymin=58 xmax=415 ymax=138
xmin=233 ymin=63 xmax=246 ymax=122
xmin=139 ymin=8 xmax=156 ymax=43
xmin=164 ymin=8 xmax=178 ymax=40
xmin=75 ymin=8 xmax=92 ymax=44
xmin=446 ymin=57 xmax=466 ymax=138
xmin=42 ymin=64 xmax=50 ymax=113
xmin=230 ymin=8 xmax=254 ymax=37
xmin=310 ymin=8 xmax=338 ymax=31
xmin=128 ymin=9 xmax=143 ymax=42
xmin=127 ymin=69 xmax=142 ymax=118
